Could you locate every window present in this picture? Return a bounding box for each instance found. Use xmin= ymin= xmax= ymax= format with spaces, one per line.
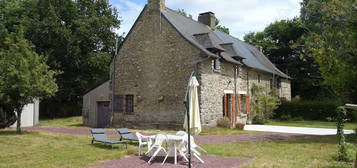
xmin=258 ymin=75 xmax=261 ymax=83
xmin=212 ymin=59 xmax=221 ymax=72
xmin=125 ymin=95 xmax=134 ymax=113
xmin=113 ymin=95 xmax=124 ymax=113
xmin=270 ymin=79 xmax=273 ymax=89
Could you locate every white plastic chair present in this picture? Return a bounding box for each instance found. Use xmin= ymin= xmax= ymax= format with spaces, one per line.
xmin=180 ymin=134 xmax=205 ymax=163
xmin=147 ymin=134 xmax=168 ymax=164
xmin=176 ymin=131 xmax=187 ymax=136
xmin=136 ymin=132 xmax=152 ymax=156
xmin=176 ymin=131 xmax=206 ymax=154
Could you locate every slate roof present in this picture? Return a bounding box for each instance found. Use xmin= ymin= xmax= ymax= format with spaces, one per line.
xmin=162 ymin=8 xmax=290 ymax=79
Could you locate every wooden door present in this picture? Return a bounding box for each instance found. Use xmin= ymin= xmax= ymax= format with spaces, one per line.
xmin=97 ymin=101 xmax=110 ymax=128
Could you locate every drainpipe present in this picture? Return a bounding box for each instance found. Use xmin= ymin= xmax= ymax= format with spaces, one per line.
xmin=233 ymin=65 xmax=239 ymax=127
xmin=111 ymin=38 xmax=118 ymax=127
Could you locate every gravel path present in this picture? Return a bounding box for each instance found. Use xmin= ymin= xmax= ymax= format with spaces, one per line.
xmin=24 ymin=126 xmax=313 ymax=144
xmin=88 ymin=155 xmax=252 ymax=168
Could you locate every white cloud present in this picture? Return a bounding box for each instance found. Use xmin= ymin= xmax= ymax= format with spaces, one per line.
xmin=111 ymin=0 xmax=302 ymax=40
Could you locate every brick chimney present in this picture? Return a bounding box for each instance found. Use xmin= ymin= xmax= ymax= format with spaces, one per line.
xmin=198 ymin=12 xmax=216 ymax=28
xmin=148 ymin=0 xmax=165 ymax=11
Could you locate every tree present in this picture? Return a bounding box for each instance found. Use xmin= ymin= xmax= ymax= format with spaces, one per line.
xmin=215 ymin=19 xmax=230 ymax=34
xmin=0 ymin=101 xmax=16 ymax=129
xmin=0 ymin=33 xmax=58 ymax=133
xmin=300 ymin=0 xmax=357 ymax=103
xmin=176 ymin=9 xmax=192 ymax=18
xmin=243 ymin=19 xmax=329 ymax=100
xmin=0 ymin=0 xmax=121 ymax=117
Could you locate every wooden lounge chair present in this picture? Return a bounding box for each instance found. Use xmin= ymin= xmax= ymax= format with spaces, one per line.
xmin=116 ymin=128 xmax=139 ymax=141
xmin=91 ymin=128 xmax=127 ymax=148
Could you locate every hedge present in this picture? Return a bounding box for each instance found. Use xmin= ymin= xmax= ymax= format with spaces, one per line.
xmin=274 ymin=100 xmax=344 ymax=121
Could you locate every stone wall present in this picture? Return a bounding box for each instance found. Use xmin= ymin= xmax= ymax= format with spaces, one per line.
xmin=280 ymin=79 xmax=291 ymax=101
xmin=198 ymin=60 xmax=236 ymax=126
xmin=112 ymin=6 xmax=202 ymax=129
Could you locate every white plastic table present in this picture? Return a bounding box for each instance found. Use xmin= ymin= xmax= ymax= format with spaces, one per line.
xmin=149 ymin=134 xmax=186 ymax=165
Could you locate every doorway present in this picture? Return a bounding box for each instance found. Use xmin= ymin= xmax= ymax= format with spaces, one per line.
xmin=223 ymin=94 xmax=250 ymax=123
xmin=97 ymin=101 xmax=110 ymax=128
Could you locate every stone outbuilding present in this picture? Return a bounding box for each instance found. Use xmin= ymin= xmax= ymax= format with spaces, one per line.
xmin=107 ymin=0 xmax=291 ymax=129
xmin=82 ymin=81 xmax=111 ymax=127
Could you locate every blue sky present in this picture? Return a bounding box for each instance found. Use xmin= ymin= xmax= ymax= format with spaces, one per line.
xmin=109 ymin=0 xmax=302 ymax=40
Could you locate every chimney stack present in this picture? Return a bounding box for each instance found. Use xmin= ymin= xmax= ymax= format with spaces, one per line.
xmin=148 ymin=0 xmax=165 ymax=11
xmin=198 ymin=12 xmax=216 ymax=29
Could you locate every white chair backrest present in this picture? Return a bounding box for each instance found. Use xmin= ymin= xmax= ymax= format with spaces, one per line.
xmin=182 ymin=134 xmax=198 ymax=147
xmin=136 ymin=132 xmax=144 ymax=144
xmin=153 ymin=134 xmax=167 ymax=147
xmin=176 ymin=131 xmax=187 ymax=136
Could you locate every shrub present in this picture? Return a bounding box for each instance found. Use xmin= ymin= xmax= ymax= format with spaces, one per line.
xmin=280 ymin=114 xmax=292 ymax=121
xmin=236 ymin=123 xmax=245 ymax=130
xmin=251 ymin=84 xmax=280 ymax=121
xmin=217 ymin=117 xmax=231 ymax=128
xmin=252 ymin=115 xmax=266 ymax=125
xmin=273 ymin=100 xmax=346 ymax=121
xmin=291 ymin=116 xmax=304 ymax=121
xmin=0 ymin=103 xmax=16 ymax=129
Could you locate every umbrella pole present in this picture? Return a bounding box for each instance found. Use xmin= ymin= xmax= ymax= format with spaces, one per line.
xmin=186 ymin=103 xmax=191 ymax=168
xmin=184 ymin=72 xmax=195 ymax=168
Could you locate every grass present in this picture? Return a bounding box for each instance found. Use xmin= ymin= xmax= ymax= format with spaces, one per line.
xmin=0 ymin=130 xmax=136 ymax=168
xmin=39 ymin=116 xmax=83 ymax=127
xmin=203 ymin=134 xmax=357 ymax=168
xmin=2 ymin=120 xmax=357 ymax=168
xmin=268 ymin=120 xmax=357 ymax=130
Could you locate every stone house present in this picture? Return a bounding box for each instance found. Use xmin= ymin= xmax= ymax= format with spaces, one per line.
xmin=109 ymin=0 xmax=291 ymax=129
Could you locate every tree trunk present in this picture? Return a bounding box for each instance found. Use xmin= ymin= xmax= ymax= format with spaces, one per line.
xmin=355 ymin=152 xmax=357 ymax=168
xmin=16 ymin=109 xmax=22 ymax=134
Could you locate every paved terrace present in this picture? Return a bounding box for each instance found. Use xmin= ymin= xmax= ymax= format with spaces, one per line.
xmin=244 ymin=125 xmax=355 ymax=135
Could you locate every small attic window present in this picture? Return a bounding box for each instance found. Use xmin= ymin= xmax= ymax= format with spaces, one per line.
xmin=212 ymin=59 xmax=221 ymax=72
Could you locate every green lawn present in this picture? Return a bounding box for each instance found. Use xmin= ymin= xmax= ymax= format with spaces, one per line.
xmin=39 ymin=116 xmax=84 ymax=127
xmin=268 ymin=120 xmax=357 ymax=130
xmin=1 ymin=129 xmax=355 ymax=168
xmin=0 ymin=130 xmax=136 ymax=168
xmin=203 ymin=134 xmax=357 ymax=168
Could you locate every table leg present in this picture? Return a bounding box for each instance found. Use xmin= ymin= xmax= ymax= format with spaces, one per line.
xmin=174 ymin=143 xmax=177 ymax=165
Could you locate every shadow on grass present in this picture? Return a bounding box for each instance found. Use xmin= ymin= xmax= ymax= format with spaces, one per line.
xmin=90 ymin=142 xmax=129 ymax=150
xmin=68 ymin=123 xmax=84 ymax=127
xmin=0 ymin=130 xmax=39 ymax=136
xmin=260 ymin=134 xmax=356 ymax=146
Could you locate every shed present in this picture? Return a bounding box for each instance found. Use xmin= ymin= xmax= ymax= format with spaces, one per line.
xmin=11 ymin=99 xmax=39 ymax=127
xmin=82 ymin=81 xmax=111 ymax=128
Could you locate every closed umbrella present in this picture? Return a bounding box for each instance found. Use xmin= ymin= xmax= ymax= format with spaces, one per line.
xmin=184 ymin=75 xmax=201 ymax=135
